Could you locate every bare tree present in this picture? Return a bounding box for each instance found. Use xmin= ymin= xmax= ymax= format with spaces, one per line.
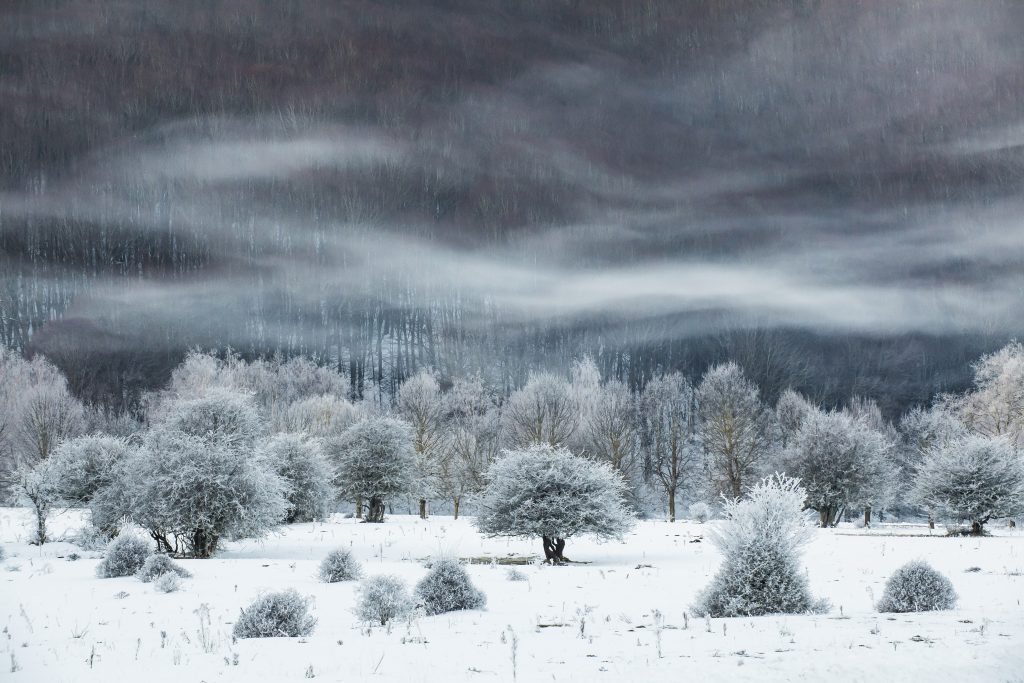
xmin=397 ymin=369 xmax=445 ymax=518
xmin=696 ymin=362 xmax=777 ymax=498
xmin=641 ymin=372 xmax=698 ymax=521
xmin=503 ymin=372 xmax=578 ymax=449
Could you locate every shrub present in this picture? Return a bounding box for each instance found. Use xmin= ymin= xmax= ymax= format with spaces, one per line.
xmin=96 ymin=535 xmax=152 ymax=578
xmin=506 ymin=568 xmax=528 ymax=582
xmin=355 ymin=575 xmax=414 ymax=626
xmin=233 ymin=590 xmax=317 ymax=638
xmin=73 ymin=524 xmax=113 ymax=552
xmin=415 ymin=558 xmax=486 ymax=615
xmin=319 ymin=548 xmax=361 ymax=583
xmin=692 ymin=474 xmax=823 ymax=617
xmin=689 ymin=502 xmax=711 ymax=523
xmin=877 ymin=561 xmax=957 ymax=613
xmin=153 ymin=572 xmax=182 ymax=593
xmin=136 ymin=554 xmax=192 ymax=582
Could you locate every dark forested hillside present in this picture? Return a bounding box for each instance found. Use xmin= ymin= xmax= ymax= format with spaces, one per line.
xmin=2 ymin=0 xmax=1022 ymax=415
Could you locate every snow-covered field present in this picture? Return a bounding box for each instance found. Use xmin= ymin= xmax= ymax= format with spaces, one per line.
xmin=2 ymin=508 xmax=1022 ymax=682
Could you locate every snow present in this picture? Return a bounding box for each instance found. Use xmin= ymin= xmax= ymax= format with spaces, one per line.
xmin=2 ymin=508 xmax=1023 ymax=682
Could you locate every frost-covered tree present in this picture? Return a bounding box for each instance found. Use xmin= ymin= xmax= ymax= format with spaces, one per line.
xmin=775 ymin=389 xmax=815 ymax=449
xmin=330 ymin=417 xmax=415 ymax=523
xmin=912 ymin=435 xmax=1024 ymax=535
xmin=641 ymin=372 xmax=698 ymax=521
xmin=898 ymin=405 xmax=966 ymax=522
xmin=274 ymin=394 xmax=363 ymax=437
xmin=696 ymin=362 xmax=777 ymax=498
xmin=581 ymin=379 xmax=639 ymax=481
xmin=128 ymin=427 xmax=288 ymax=556
xmin=355 ymin=575 xmax=414 ymax=626
xmin=941 ymin=342 xmax=1024 ymax=448
xmin=503 ymin=372 xmax=578 ymax=449
xmin=0 ymin=349 xmax=85 ymax=493
xmin=397 ymin=369 xmax=445 ymax=519
xmin=436 ymin=375 xmax=500 ymax=519
xmin=692 ymin=474 xmax=824 ymax=617
xmin=12 ymin=459 xmax=61 ymax=544
xmin=127 ymin=390 xmax=286 ymax=556
xmin=783 ymin=409 xmax=894 ymax=527
xmin=475 ymin=444 xmax=633 ymax=563
xmin=260 ymin=433 xmax=335 ymax=523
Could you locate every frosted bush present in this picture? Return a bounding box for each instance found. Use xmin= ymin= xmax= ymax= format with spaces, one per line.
xmin=506 ymin=568 xmax=528 ymax=582
xmin=136 ymin=554 xmax=192 ymax=582
xmin=415 ymin=558 xmax=486 ymax=615
xmin=689 ymin=502 xmax=711 ymax=523
xmin=232 ymin=590 xmax=316 ymax=638
xmin=355 ymin=575 xmax=414 ymax=626
xmin=692 ymin=474 xmax=824 ymax=617
xmin=319 ymin=548 xmax=361 ymax=583
xmin=877 ymin=561 xmax=957 ymax=613
xmin=153 ymin=572 xmax=182 ymax=593
xmin=96 ymin=534 xmax=152 ymax=578
xmin=73 ymin=524 xmax=113 ymax=552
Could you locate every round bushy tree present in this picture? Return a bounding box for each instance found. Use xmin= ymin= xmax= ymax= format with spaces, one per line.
xmin=415 ymin=558 xmax=486 ymax=615
xmin=475 ymin=444 xmax=633 ymax=564
xmin=129 ymin=427 xmax=288 ymax=557
xmin=689 ymin=502 xmax=711 ymax=523
xmin=261 ymin=433 xmax=335 ymax=523
xmin=912 ymin=435 xmax=1024 ymax=535
xmin=877 ymin=561 xmax=957 ymax=612
xmin=329 ymin=417 xmax=415 ymax=523
xmin=233 ymin=589 xmax=317 ymax=638
xmin=692 ymin=474 xmax=824 ymax=617
xmin=355 ymin=575 xmax=414 ymax=626
xmin=319 ymin=548 xmax=361 ymax=583
xmin=97 ymin=534 xmax=152 ymax=578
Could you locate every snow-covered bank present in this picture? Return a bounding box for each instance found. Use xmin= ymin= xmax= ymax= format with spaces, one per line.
xmin=1 ymin=508 xmax=1022 ymax=682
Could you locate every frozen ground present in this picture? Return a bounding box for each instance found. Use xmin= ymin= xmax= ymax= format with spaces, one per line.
xmin=1 ymin=508 xmax=1023 ymax=682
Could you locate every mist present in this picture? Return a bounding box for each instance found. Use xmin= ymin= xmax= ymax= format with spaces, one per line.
xmin=1 ymin=0 xmax=1022 ymax=412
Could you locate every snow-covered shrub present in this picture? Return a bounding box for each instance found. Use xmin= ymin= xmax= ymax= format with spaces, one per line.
xmin=877 ymin=561 xmax=957 ymax=613
xmin=232 ymin=590 xmax=316 ymax=638
xmin=128 ymin=392 xmax=288 ymax=557
xmin=261 ymin=433 xmax=335 ymax=523
xmin=319 ymin=548 xmax=361 ymax=583
xmin=49 ymin=435 xmax=131 ymax=505
xmin=692 ymin=474 xmax=823 ymax=617
xmin=153 ymin=572 xmax=182 ymax=593
xmin=97 ymin=534 xmax=152 ymax=578
xmin=506 ymin=568 xmax=528 ymax=582
xmin=328 ymin=417 xmax=415 ymax=523
xmin=689 ymin=502 xmax=711 ymax=523
xmin=73 ymin=524 xmax=114 ymax=552
xmin=355 ymin=575 xmax=414 ymax=626
xmin=912 ymin=435 xmax=1024 ymax=535
xmin=415 ymin=558 xmax=486 ymax=615
xmin=475 ymin=444 xmax=633 ymax=563
xmin=136 ymin=554 xmax=192 ymax=582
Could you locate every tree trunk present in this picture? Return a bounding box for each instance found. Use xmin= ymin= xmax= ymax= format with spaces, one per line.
xmin=970 ymin=520 xmax=984 ymax=536
xmin=191 ymin=528 xmax=217 ymax=558
xmin=365 ymin=496 xmax=386 ymax=523
xmin=928 ymin=510 xmax=935 ymax=530
xmin=355 ymin=495 xmax=363 ymax=519
xmin=863 ymin=505 xmax=871 ymax=527
xmin=453 ymin=498 xmax=460 ymax=520
xmin=541 ymin=536 xmax=567 ymax=564
xmin=667 ymin=495 xmax=675 ymax=523
xmin=818 ymin=508 xmax=829 ymax=528
xmin=418 ymin=498 xmax=428 ymax=519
